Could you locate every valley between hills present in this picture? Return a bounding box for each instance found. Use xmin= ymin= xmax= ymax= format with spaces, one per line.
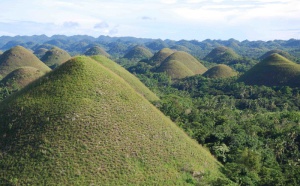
xmin=0 ymin=35 xmax=300 ymax=185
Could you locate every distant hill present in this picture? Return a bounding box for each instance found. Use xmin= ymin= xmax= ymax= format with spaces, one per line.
xmin=84 ymin=46 xmax=110 ymax=57
xmin=170 ymin=45 xmax=191 ymax=53
xmin=259 ymin=49 xmax=295 ymax=61
xmin=238 ymin=53 xmax=300 ymax=86
xmin=0 ymin=67 xmax=46 ymax=89
xmin=0 ymin=45 xmax=51 ymax=78
xmin=0 ymin=56 xmax=223 ymax=185
xmin=156 ymin=51 xmax=207 ymax=79
xmin=40 ymin=46 xmax=71 ymax=69
xmin=203 ymin=46 xmax=241 ymax=64
xmin=150 ymin=48 xmax=174 ymax=66
xmin=123 ymin=46 xmax=153 ymax=60
xmin=90 ymin=55 xmax=159 ymax=101
xmin=203 ymin=64 xmax=237 ymax=79
xmin=34 ymin=48 xmax=48 ymax=59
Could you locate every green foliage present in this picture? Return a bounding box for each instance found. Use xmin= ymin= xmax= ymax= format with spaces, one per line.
xmin=40 ymin=46 xmax=71 ymax=69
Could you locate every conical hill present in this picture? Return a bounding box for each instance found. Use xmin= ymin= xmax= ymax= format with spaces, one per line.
xmin=156 ymin=51 xmax=207 ymax=79
xmin=203 ymin=64 xmax=237 ymax=79
xmin=123 ymin=46 xmax=153 ymax=60
xmin=40 ymin=46 xmax=71 ymax=69
xmin=150 ymin=48 xmax=174 ymax=66
xmin=0 ymin=56 xmax=223 ymax=185
xmin=34 ymin=48 xmax=48 ymax=59
xmin=259 ymin=49 xmax=294 ymax=61
xmin=84 ymin=46 xmax=110 ymax=57
xmin=90 ymin=55 xmax=159 ymax=101
xmin=203 ymin=46 xmax=241 ymax=64
xmin=0 ymin=46 xmax=51 ymax=78
xmin=0 ymin=67 xmax=46 ymax=89
xmin=238 ymin=53 xmax=300 ymax=86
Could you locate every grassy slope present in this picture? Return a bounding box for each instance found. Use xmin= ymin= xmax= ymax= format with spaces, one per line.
xmin=0 ymin=67 xmax=46 ymax=89
xmin=204 ymin=46 xmax=240 ymax=64
xmin=0 ymin=46 xmax=51 ymax=78
xmin=84 ymin=46 xmax=110 ymax=57
xmin=238 ymin=53 xmax=300 ymax=86
xmin=157 ymin=59 xmax=195 ymax=79
xmin=40 ymin=47 xmax=71 ymax=69
xmin=150 ymin=48 xmax=174 ymax=66
xmin=34 ymin=48 xmax=48 ymax=59
xmin=124 ymin=46 xmax=153 ymax=60
xmin=158 ymin=51 xmax=207 ymax=78
xmin=259 ymin=49 xmax=295 ymax=61
xmin=203 ymin=64 xmax=237 ymax=79
xmin=0 ymin=56 xmax=223 ymax=185
xmin=90 ymin=55 xmax=159 ymax=101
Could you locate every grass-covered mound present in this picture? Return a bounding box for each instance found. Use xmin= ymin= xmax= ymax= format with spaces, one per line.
xmin=170 ymin=45 xmax=191 ymax=53
xmin=203 ymin=46 xmax=241 ymax=64
xmin=150 ymin=48 xmax=174 ymax=66
xmin=84 ymin=46 xmax=110 ymax=57
xmin=0 ymin=46 xmax=51 ymax=78
xmin=0 ymin=67 xmax=46 ymax=89
xmin=259 ymin=49 xmax=295 ymax=61
xmin=34 ymin=48 xmax=48 ymax=59
xmin=90 ymin=55 xmax=159 ymax=101
xmin=123 ymin=46 xmax=153 ymax=60
xmin=238 ymin=53 xmax=300 ymax=86
xmin=40 ymin=47 xmax=71 ymax=69
xmin=203 ymin=64 xmax=237 ymax=79
xmin=0 ymin=56 xmax=224 ymax=185
xmin=156 ymin=51 xmax=207 ymax=79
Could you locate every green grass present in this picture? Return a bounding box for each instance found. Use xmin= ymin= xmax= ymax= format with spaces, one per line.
xmin=0 ymin=56 xmax=224 ymax=185
xmin=90 ymin=55 xmax=159 ymax=101
xmin=124 ymin=46 xmax=153 ymax=60
xmin=34 ymin=48 xmax=48 ymax=59
xmin=150 ymin=48 xmax=174 ymax=66
xmin=238 ymin=53 xmax=300 ymax=86
xmin=156 ymin=51 xmax=207 ymax=79
xmin=0 ymin=67 xmax=46 ymax=89
xmin=203 ymin=64 xmax=237 ymax=79
xmin=204 ymin=46 xmax=241 ymax=64
xmin=259 ymin=49 xmax=295 ymax=61
xmin=0 ymin=46 xmax=51 ymax=78
xmin=40 ymin=46 xmax=71 ymax=69
xmin=84 ymin=46 xmax=110 ymax=57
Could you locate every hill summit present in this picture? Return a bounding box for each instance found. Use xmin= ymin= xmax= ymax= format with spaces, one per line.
xmin=0 ymin=45 xmax=51 ymax=78
xmin=203 ymin=46 xmax=241 ymax=64
xmin=0 ymin=56 xmax=223 ymax=185
xmin=84 ymin=46 xmax=110 ymax=57
xmin=123 ymin=46 xmax=153 ymax=60
xmin=238 ymin=53 xmax=300 ymax=86
xmin=203 ymin=64 xmax=237 ymax=79
xmin=40 ymin=46 xmax=71 ymax=69
xmin=150 ymin=48 xmax=174 ymax=66
xmin=156 ymin=51 xmax=207 ymax=79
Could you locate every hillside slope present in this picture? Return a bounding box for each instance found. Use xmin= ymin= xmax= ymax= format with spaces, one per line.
xmin=90 ymin=55 xmax=159 ymax=101
xmin=238 ymin=53 xmax=300 ymax=86
xmin=84 ymin=46 xmax=110 ymax=57
xmin=203 ymin=64 xmax=237 ymax=79
xmin=0 ymin=46 xmax=51 ymax=78
xmin=0 ymin=56 xmax=224 ymax=185
xmin=40 ymin=46 xmax=71 ymax=69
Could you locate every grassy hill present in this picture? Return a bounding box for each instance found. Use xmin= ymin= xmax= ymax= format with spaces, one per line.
xmin=0 ymin=56 xmax=224 ymax=185
xmin=84 ymin=46 xmax=110 ymax=57
xmin=156 ymin=51 xmax=207 ymax=79
xmin=34 ymin=48 xmax=48 ymax=59
xmin=0 ymin=45 xmax=51 ymax=78
xmin=203 ymin=46 xmax=241 ymax=64
xmin=0 ymin=67 xmax=46 ymax=89
xmin=238 ymin=53 xmax=300 ymax=86
xmin=90 ymin=55 xmax=159 ymax=101
xmin=259 ymin=49 xmax=295 ymax=61
xmin=40 ymin=46 xmax=71 ymax=69
xmin=123 ymin=46 xmax=153 ymax=60
xmin=150 ymin=48 xmax=174 ymax=66
xmin=203 ymin=64 xmax=237 ymax=79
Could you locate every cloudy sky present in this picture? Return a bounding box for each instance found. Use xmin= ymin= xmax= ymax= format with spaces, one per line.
xmin=0 ymin=0 xmax=299 ymax=41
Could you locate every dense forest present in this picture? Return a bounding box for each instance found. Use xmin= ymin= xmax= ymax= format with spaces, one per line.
xmin=0 ymin=35 xmax=300 ymax=185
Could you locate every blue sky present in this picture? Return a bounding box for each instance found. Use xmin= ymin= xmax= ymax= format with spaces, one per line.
xmin=0 ymin=0 xmax=299 ymax=41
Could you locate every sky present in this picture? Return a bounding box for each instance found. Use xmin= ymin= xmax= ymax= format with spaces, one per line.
xmin=0 ymin=0 xmax=299 ymax=41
